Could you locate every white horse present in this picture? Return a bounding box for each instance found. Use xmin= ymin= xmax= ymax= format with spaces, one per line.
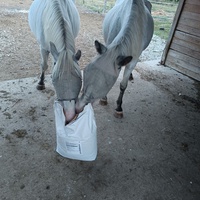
xmin=28 ymin=0 xmax=82 ymax=123
xmin=76 ymin=0 xmax=154 ymax=118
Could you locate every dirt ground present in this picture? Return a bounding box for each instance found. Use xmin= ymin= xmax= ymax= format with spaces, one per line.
xmin=0 ymin=1 xmax=200 ymax=200
xmin=0 ymin=0 xmax=106 ymax=81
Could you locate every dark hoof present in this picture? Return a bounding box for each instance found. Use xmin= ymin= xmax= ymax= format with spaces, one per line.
xmin=129 ymin=74 xmax=134 ymax=81
xmin=99 ymin=99 xmax=108 ymax=106
xmin=37 ymin=84 xmax=45 ymax=90
xmin=114 ymin=111 xmax=123 ymax=118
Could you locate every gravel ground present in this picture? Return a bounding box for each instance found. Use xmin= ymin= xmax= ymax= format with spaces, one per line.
xmin=1 ymin=2 xmax=200 ymax=200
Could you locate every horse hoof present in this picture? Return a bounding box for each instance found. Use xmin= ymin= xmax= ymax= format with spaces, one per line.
xmin=99 ymin=99 xmax=108 ymax=106
xmin=114 ymin=111 xmax=123 ymax=118
xmin=129 ymin=76 xmax=134 ymax=81
xmin=37 ymin=84 xmax=45 ymax=90
xmin=129 ymin=74 xmax=134 ymax=81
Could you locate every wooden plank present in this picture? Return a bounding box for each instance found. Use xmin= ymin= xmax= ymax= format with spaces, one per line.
xmin=179 ymin=15 xmax=200 ymax=29
xmin=165 ymin=59 xmax=200 ymax=81
xmin=174 ymin=31 xmax=200 ymax=48
xmin=167 ymin=49 xmax=200 ymax=71
xmin=184 ymin=3 xmax=200 ymax=14
xmin=162 ymin=0 xmax=200 ymax=81
xmin=186 ymin=0 xmax=200 ymax=6
xmin=165 ymin=50 xmax=200 ymax=81
xmin=171 ymin=43 xmax=200 ymax=67
xmin=173 ymin=37 xmax=200 ymax=52
xmin=181 ymin=10 xmax=200 ymax=22
xmin=161 ymin=0 xmax=185 ymax=64
xmin=170 ymin=43 xmax=200 ymax=60
xmin=177 ymin=23 xmax=200 ymax=37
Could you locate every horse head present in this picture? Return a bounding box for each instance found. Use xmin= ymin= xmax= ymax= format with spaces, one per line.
xmin=50 ymin=42 xmax=82 ymax=123
xmin=75 ymin=40 xmax=132 ymax=113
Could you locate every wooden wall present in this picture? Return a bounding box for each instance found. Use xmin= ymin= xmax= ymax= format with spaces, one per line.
xmin=161 ymin=0 xmax=200 ymax=81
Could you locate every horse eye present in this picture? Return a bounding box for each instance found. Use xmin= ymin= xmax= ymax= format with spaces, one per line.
xmin=54 ymin=62 xmax=56 ymax=66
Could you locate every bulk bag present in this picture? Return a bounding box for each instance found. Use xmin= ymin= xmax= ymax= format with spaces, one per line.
xmin=54 ymin=101 xmax=97 ymax=161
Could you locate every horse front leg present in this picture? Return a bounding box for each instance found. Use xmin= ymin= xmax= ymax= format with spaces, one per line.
xmin=99 ymin=72 xmax=133 ymax=107
xmin=37 ymin=48 xmax=49 ymax=90
xmin=115 ymin=82 xmax=127 ymax=118
xmin=115 ymin=63 xmax=136 ymax=118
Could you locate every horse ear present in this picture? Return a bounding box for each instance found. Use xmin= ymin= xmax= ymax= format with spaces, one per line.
xmin=117 ymin=56 xmax=133 ymax=66
xmin=74 ymin=50 xmax=81 ymax=61
xmin=50 ymin=42 xmax=59 ymax=61
xmin=95 ymin=40 xmax=107 ymax=54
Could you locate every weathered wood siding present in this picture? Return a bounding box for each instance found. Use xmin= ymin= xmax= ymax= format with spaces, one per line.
xmin=161 ymin=0 xmax=200 ymax=81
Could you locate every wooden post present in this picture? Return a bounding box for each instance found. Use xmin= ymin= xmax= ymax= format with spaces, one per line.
xmin=161 ymin=0 xmax=185 ymax=65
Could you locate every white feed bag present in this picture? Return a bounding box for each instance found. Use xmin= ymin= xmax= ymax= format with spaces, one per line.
xmin=54 ymin=101 xmax=97 ymax=161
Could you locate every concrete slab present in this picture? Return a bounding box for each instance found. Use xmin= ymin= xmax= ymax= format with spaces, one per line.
xmin=0 ymin=60 xmax=200 ymax=200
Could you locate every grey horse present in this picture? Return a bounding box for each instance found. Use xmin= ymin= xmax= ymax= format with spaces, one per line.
xmin=76 ymin=0 xmax=154 ymax=118
xmin=28 ymin=0 xmax=82 ymax=123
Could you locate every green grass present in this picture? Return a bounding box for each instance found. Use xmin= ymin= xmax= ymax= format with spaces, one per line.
xmin=76 ymin=0 xmax=178 ymax=40
xmin=151 ymin=2 xmax=178 ymax=40
xmin=76 ymin=0 xmax=115 ymax=13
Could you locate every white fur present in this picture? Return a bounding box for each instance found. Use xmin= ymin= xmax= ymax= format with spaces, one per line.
xmin=28 ymin=0 xmax=80 ymax=52
xmin=76 ymin=0 xmax=154 ymax=113
xmin=28 ymin=0 xmax=81 ymax=123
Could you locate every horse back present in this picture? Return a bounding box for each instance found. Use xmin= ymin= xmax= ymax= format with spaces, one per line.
xmin=28 ymin=0 xmax=80 ymax=52
xmin=103 ymin=0 xmax=153 ymax=52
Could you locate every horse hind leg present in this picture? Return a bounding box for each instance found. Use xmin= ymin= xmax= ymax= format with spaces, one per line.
xmin=37 ymin=48 xmax=49 ymax=90
xmin=99 ymin=96 xmax=108 ymax=106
